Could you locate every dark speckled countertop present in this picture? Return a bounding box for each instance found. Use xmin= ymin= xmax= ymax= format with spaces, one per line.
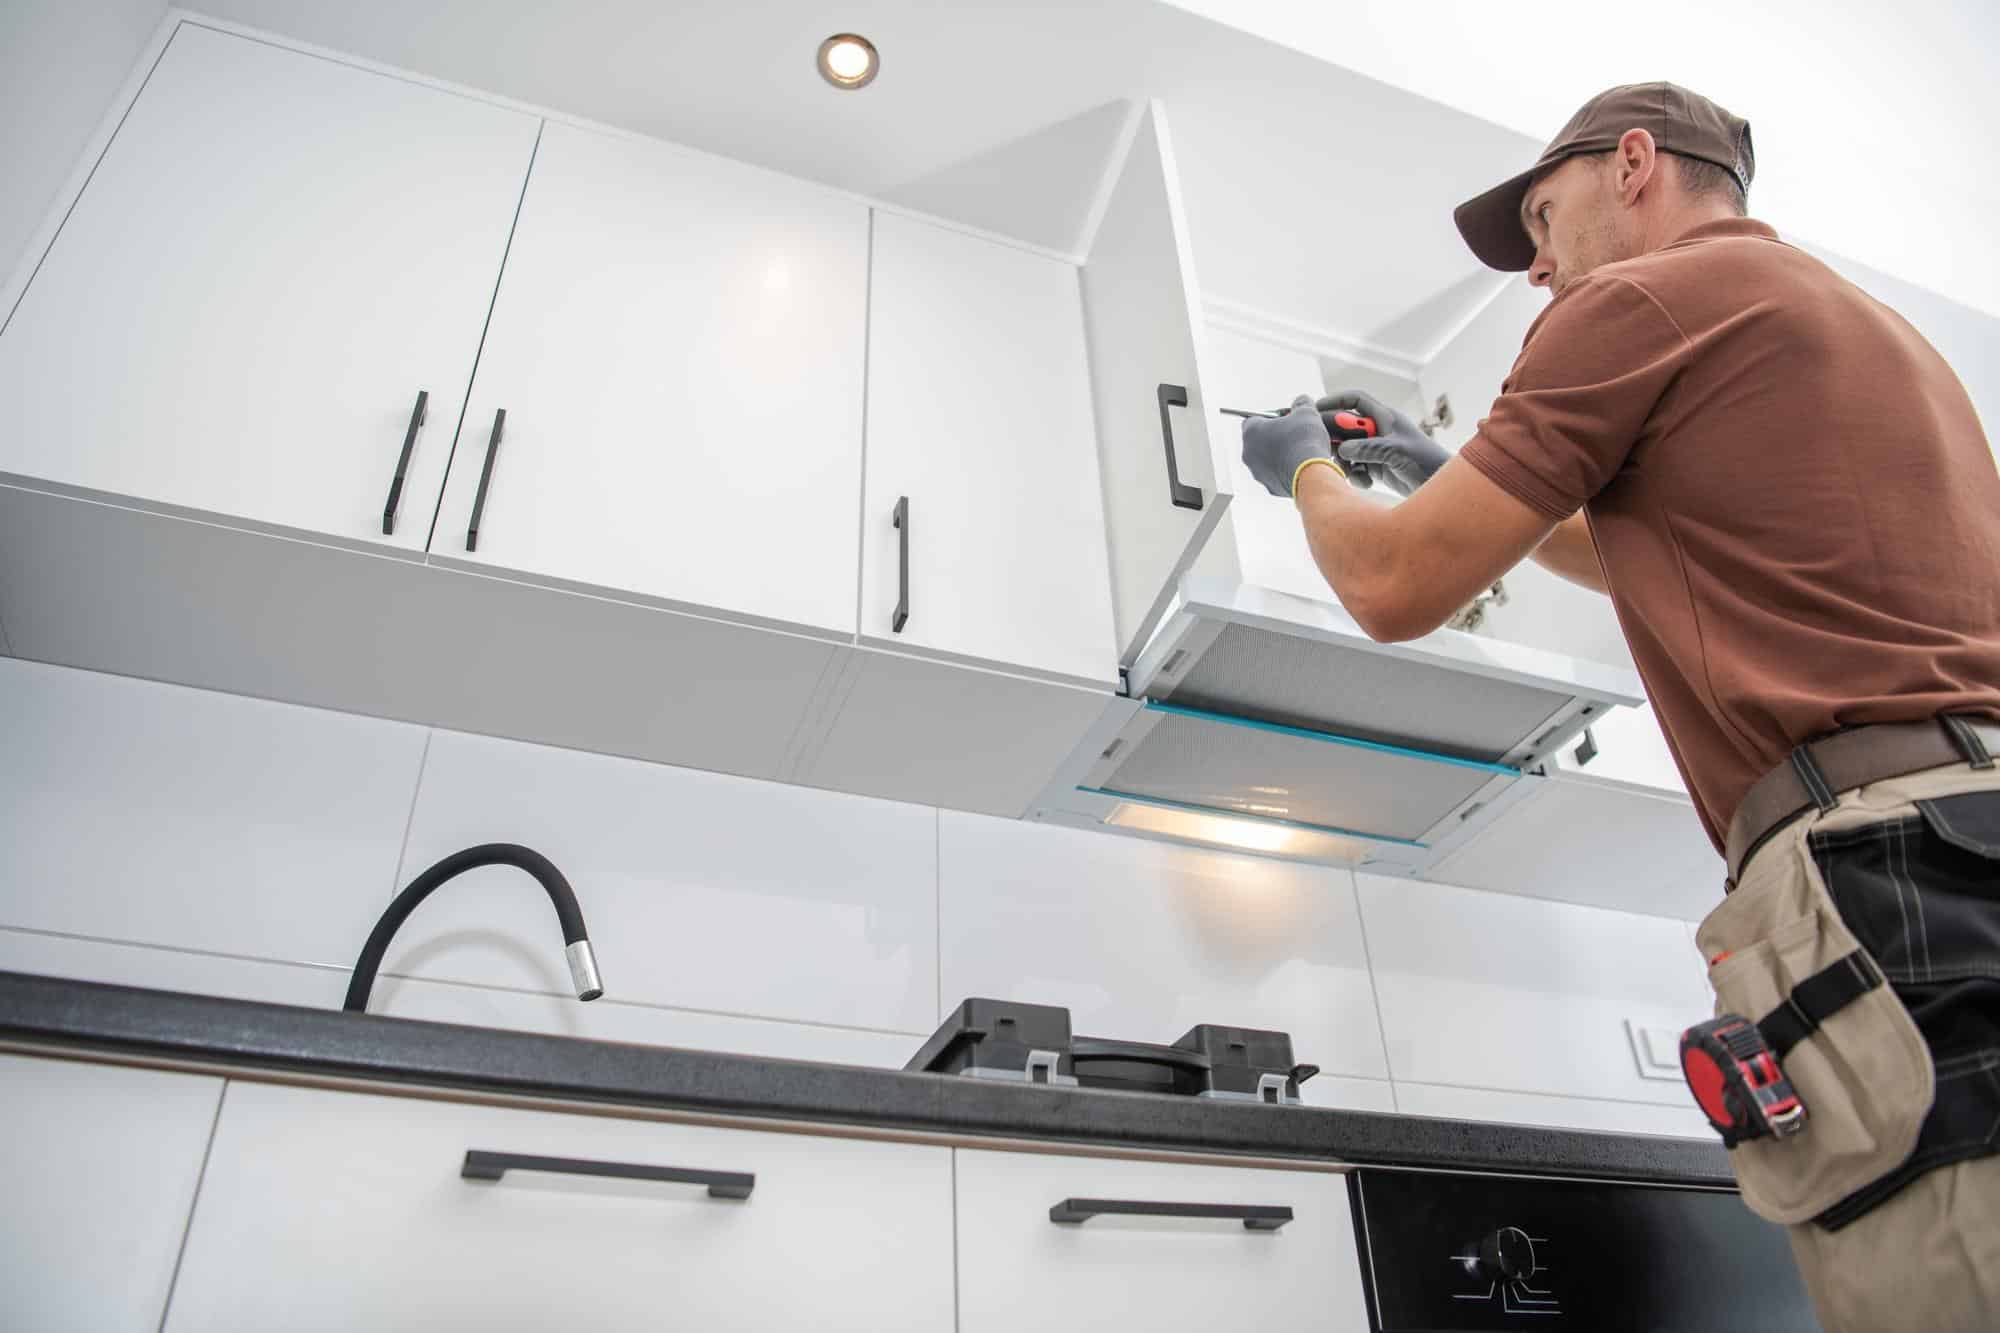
xmin=0 ymin=970 xmax=1732 ymax=1187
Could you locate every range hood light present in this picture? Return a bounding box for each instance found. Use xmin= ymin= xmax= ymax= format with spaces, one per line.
xmin=1107 ymin=800 xmax=1345 ymax=858
xmin=817 ymin=34 xmax=879 ymax=89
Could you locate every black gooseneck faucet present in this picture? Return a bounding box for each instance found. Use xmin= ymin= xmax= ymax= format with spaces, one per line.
xmin=344 ymin=843 xmax=602 ymax=1013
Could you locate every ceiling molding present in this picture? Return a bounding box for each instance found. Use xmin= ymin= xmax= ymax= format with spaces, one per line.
xmin=1201 ymin=295 xmax=1425 ymax=382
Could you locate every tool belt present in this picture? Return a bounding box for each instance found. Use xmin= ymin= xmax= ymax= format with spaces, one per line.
xmin=1691 ymin=713 xmax=2000 ymax=1230
xmin=1724 ymin=714 xmax=2000 ymax=883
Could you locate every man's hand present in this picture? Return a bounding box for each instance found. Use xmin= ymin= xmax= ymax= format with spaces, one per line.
xmin=1240 ymin=395 xmax=1344 ymax=497
xmin=1316 ymin=389 xmax=1449 ymax=497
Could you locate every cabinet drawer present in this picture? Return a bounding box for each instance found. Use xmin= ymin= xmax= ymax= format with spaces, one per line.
xmin=954 ymin=1147 xmax=1368 ymax=1331
xmin=166 ymin=1082 xmax=954 ymax=1331
xmin=1 ymin=1055 xmax=223 ymax=1333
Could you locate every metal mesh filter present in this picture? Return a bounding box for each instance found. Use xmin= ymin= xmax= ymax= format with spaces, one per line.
xmin=1100 ymin=710 xmax=1503 ymax=842
xmin=1157 ymin=622 xmax=1573 ymax=762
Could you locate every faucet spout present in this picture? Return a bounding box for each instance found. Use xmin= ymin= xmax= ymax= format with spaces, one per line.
xmin=343 ymin=843 xmax=602 ymax=1013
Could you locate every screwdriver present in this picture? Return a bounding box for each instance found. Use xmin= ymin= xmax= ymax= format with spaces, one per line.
xmin=1221 ymin=405 xmax=1379 ymax=440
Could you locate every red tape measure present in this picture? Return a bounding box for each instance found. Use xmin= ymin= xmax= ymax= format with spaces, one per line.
xmin=1680 ymin=1016 xmax=1808 ymax=1148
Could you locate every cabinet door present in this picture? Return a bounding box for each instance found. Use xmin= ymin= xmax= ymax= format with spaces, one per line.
xmin=954 ymin=1147 xmax=1368 ymax=1332
xmin=862 ymin=211 xmax=1116 ymax=686
xmin=1081 ymin=100 xmax=1235 ymax=667
xmin=165 ymin=1081 xmax=954 ymax=1332
xmin=0 ymin=1055 xmax=223 ymax=1332
xmin=429 ymin=120 xmax=869 ymax=639
xmin=0 ymin=21 xmax=537 ymax=552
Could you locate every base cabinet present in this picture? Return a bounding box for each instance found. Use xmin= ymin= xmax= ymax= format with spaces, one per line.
xmin=164 ymin=1082 xmax=955 ymax=1331
xmin=0 ymin=1055 xmax=223 ymax=1333
xmin=953 ymin=1147 xmax=1370 ymax=1332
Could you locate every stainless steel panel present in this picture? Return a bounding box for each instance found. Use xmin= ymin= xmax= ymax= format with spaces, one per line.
xmin=1155 ymin=620 xmax=1577 ymax=763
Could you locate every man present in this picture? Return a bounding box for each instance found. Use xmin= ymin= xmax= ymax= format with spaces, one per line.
xmin=1241 ymin=83 xmax=2000 ymax=1332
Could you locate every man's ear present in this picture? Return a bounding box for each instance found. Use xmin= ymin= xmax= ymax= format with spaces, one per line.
xmin=1614 ymin=127 xmax=1658 ymax=206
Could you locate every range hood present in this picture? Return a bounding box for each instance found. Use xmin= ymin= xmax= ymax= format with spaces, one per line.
xmin=1045 ymin=99 xmax=1643 ymax=872
xmin=1031 ymin=578 xmax=1642 ymax=872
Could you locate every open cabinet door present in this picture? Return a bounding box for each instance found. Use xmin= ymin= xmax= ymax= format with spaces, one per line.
xmin=1081 ymin=101 xmax=1235 ymax=674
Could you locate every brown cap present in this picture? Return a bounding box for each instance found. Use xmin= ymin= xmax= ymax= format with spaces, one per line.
xmin=1453 ymin=82 xmax=1754 ymax=271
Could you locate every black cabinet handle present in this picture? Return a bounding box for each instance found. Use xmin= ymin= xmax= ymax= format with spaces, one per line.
xmin=891 ymin=495 xmax=909 ymax=633
xmin=465 ymin=408 xmax=506 ymax=552
xmin=381 ymin=389 xmax=430 ymax=535
xmin=461 ymin=1150 xmax=753 ymax=1199
xmin=1156 ymin=383 xmax=1203 ymax=511
xmin=1050 ymin=1197 xmax=1292 ymax=1231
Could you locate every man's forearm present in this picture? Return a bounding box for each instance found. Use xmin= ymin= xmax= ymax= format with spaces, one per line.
xmin=1531 ymin=513 xmax=1608 ymax=593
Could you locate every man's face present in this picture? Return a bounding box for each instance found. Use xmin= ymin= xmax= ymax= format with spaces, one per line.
xmin=1521 ymin=153 xmax=1633 ymax=295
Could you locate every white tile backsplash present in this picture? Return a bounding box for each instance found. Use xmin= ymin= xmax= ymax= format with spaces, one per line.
xmin=367 ymin=971 xmax=925 ymax=1068
xmin=383 ymin=728 xmax=939 ymax=1034
xmin=2 ymin=660 xmax=1733 ymax=1140
xmin=1357 ymin=871 xmax=1711 ymax=1106
xmin=0 ymin=658 xmax=424 ymax=968
xmin=939 ymin=811 xmax=1390 ymax=1081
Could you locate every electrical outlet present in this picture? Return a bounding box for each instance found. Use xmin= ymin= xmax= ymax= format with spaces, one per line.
xmin=1625 ymin=1018 xmax=1685 ymax=1081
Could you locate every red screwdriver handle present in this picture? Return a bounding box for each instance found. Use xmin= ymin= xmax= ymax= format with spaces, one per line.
xmin=1327 ymin=410 xmax=1378 ymax=440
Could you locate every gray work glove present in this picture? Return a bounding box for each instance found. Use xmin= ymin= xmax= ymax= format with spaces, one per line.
xmin=1240 ymin=395 xmax=1340 ymax=497
xmin=1315 ymin=390 xmax=1449 ymax=497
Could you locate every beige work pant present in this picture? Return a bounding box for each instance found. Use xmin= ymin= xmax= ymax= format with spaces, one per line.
xmin=1698 ymin=762 xmax=2000 ymax=1333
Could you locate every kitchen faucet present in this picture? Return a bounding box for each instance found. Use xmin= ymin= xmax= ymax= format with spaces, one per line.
xmin=343 ymin=843 xmax=602 ymax=1013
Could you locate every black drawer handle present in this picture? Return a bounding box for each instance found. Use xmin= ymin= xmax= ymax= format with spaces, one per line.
xmin=465 ymin=408 xmax=506 ymax=551
xmin=461 ymin=1150 xmax=753 ymax=1199
xmin=1156 ymin=382 xmax=1203 ymax=511
xmin=381 ymin=389 xmax=430 ymax=535
xmin=891 ymin=495 xmax=909 ymax=633
xmin=1049 ymin=1197 xmax=1292 ymax=1231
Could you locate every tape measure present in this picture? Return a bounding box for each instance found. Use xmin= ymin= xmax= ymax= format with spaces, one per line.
xmin=1679 ymin=1015 xmax=1808 ymax=1148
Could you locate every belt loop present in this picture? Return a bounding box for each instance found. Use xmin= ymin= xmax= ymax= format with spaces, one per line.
xmin=1940 ymin=714 xmax=1996 ymax=770
xmin=1789 ymin=744 xmax=1840 ymax=813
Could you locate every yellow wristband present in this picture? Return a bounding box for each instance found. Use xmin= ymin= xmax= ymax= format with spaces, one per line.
xmin=1291 ymin=455 xmax=1346 ymax=497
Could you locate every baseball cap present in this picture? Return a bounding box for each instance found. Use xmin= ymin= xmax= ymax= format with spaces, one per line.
xmin=1453 ymin=82 xmax=1755 ymax=271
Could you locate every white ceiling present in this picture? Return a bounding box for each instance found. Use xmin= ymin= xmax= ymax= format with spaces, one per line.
xmin=188 ymin=0 xmax=1542 ymax=364
xmin=1168 ymin=0 xmax=2000 ymax=322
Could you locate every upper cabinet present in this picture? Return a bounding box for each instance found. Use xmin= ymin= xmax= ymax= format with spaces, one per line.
xmin=429 ymin=121 xmax=869 ymax=639
xmin=861 ymin=210 xmax=1115 ymax=685
xmin=1079 ymin=102 xmax=1233 ymax=672
xmin=0 ymin=22 xmax=538 ymax=553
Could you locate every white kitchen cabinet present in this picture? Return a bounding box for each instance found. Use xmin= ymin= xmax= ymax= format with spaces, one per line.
xmin=377 ymin=727 xmax=940 ymax=1036
xmin=165 ymin=1081 xmax=954 ymax=1332
xmin=954 ymin=1147 xmax=1367 ymax=1332
xmin=1423 ymin=769 xmax=1724 ymax=922
xmin=428 ymin=118 xmax=869 ymax=639
xmin=0 ymin=656 xmax=426 ymax=969
xmin=0 ymin=1054 xmax=223 ymax=1332
xmin=0 ymin=21 xmax=538 ymax=553
xmin=1081 ymin=101 xmax=1234 ymax=669
xmin=861 ymin=210 xmax=1115 ymax=686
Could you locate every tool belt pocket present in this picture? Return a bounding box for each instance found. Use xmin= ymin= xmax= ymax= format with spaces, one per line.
xmin=1696 ymin=836 xmax=1935 ymax=1225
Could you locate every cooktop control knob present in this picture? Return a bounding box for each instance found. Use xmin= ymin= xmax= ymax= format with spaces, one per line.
xmin=1477 ymin=1226 xmax=1535 ymax=1282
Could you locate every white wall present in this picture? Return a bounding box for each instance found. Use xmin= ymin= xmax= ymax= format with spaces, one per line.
xmin=0 ymin=656 xmax=1714 ymax=1138
xmin=1167 ymin=0 xmax=2000 ymax=324
xmin=0 ymin=0 xmax=165 ymax=297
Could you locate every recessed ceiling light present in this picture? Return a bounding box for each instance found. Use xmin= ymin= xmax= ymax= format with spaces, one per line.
xmin=816 ymin=33 xmax=878 ymax=89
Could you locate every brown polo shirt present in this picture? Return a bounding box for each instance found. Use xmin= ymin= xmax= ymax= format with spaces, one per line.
xmin=1461 ymin=217 xmax=2000 ymax=852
